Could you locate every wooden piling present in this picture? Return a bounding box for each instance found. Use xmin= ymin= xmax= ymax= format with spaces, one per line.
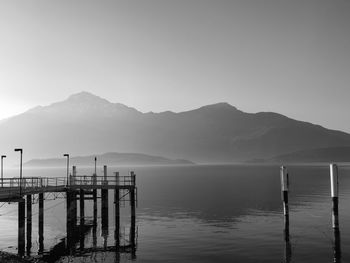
xmin=101 ymin=165 xmax=109 ymax=231
xmin=71 ymin=166 xmax=77 ymax=229
xmin=80 ymin=189 xmax=85 ymax=227
xmin=26 ymin=194 xmax=32 ymax=254
xmin=38 ymin=193 xmax=44 ymax=253
xmin=280 ymin=166 xmax=289 ymax=217
xmin=66 ymin=191 xmax=72 ymax=249
xmin=114 ymin=172 xmax=120 ymax=245
xmin=130 ymin=171 xmax=136 ymax=247
xmin=18 ymin=198 xmax=25 ymax=257
xmin=66 ymin=190 xmax=77 ymax=254
xmin=93 ymin=173 xmax=97 ymax=226
xmin=330 ymin=164 xmax=339 ymax=229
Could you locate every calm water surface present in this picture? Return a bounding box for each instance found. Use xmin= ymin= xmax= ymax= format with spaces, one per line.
xmin=1 ymin=164 xmax=350 ymax=262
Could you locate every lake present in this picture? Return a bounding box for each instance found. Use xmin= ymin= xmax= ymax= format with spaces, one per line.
xmin=0 ymin=164 xmax=350 ymax=262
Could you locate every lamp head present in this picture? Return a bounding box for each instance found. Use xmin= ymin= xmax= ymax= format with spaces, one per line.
xmin=63 ymin=154 xmax=69 ymax=157
xmin=1 ymin=155 xmax=6 ymax=159
xmin=14 ymin=148 xmax=22 ymax=153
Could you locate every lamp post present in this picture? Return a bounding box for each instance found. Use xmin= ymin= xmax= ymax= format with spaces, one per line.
xmin=1 ymin=155 xmax=6 ymax=187
xmin=14 ymin=148 xmax=23 ymax=196
xmin=63 ymin=154 xmax=69 ymax=186
xmin=94 ymin=157 xmax=97 ymax=176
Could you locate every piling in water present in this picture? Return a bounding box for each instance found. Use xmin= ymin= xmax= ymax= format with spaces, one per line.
xmin=330 ymin=164 xmax=339 ymax=229
xmin=114 ymin=172 xmax=120 ymax=245
xmin=38 ymin=193 xmax=44 ymax=253
xmin=93 ymin=173 xmax=97 ymax=226
xmin=333 ymin=228 xmax=341 ymax=263
xmin=18 ymin=198 xmax=25 ymax=257
xmin=101 ymin=165 xmax=109 ymax=238
xmin=130 ymin=171 xmax=136 ymax=248
xmin=280 ymin=166 xmax=289 ymax=217
xmin=79 ymin=189 xmax=85 ymax=227
xmin=26 ymin=194 xmax=32 ymax=255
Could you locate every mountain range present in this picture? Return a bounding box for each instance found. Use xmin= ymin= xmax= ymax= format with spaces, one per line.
xmin=1 ymin=91 xmax=350 ymax=164
xmin=24 ymin=152 xmax=193 ymax=167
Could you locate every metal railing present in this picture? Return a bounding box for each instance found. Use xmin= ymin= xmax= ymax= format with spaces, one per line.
xmin=70 ymin=175 xmax=136 ymax=187
xmin=0 ymin=173 xmax=135 ymax=197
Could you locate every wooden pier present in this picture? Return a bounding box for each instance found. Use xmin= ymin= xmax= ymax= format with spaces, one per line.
xmin=0 ymin=165 xmax=137 ymax=259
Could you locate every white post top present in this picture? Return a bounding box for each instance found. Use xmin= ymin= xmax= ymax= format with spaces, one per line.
xmin=330 ymin=163 xmax=339 ymax=198
xmin=280 ymin=166 xmax=288 ymax=191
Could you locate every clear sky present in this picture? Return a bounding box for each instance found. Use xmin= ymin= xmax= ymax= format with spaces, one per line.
xmin=0 ymin=0 xmax=350 ymax=132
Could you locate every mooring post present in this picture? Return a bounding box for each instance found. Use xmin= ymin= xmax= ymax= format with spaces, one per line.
xmin=114 ymin=172 xmax=120 ymax=245
xmin=130 ymin=171 xmax=136 ymax=247
xmin=26 ymin=194 xmax=32 ymax=255
xmin=93 ymin=173 xmax=97 ymax=226
xmin=280 ymin=166 xmax=289 ymax=217
xmin=101 ymin=165 xmax=109 ymax=232
xmin=18 ymin=198 xmax=25 ymax=257
xmin=38 ymin=193 xmax=44 ymax=254
xmin=330 ymin=164 xmax=339 ymax=229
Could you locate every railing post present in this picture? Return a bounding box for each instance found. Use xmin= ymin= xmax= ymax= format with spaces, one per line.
xmin=72 ymin=166 xmax=76 ymax=186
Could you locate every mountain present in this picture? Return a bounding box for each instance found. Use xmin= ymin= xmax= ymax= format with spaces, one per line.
xmin=264 ymin=146 xmax=350 ymax=164
xmin=24 ymin=152 xmax=194 ymax=167
xmin=1 ymin=91 xmax=350 ymax=164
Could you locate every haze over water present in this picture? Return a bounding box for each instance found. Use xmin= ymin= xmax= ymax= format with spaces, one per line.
xmin=1 ymin=164 xmax=350 ymax=262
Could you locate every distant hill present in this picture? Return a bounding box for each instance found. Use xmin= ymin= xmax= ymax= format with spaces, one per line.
xmin=24 ymin=152 xmax=194 ymax=167
xmin=1 ymin=91 xmax=350 ymax=164
xmin=265 ymin=147 xmax=350 ymax=164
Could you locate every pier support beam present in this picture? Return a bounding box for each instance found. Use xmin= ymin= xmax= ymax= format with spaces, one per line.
xmin=130 ymin=171 xmax=136 ymax=248
xmin=26 ymin=195 xmax=32 ymax=255
xmin=66 ymin=191 xmax=72 ymax=250
xmin=66 ymin=190 xmax=77 ymax=254
xmin=38 ymin=193 xmax=44 ymax=254
xmin=101 ymin=165 xmax=109 ymax=234
xmin=80 ymin=189 xmax=85 ymax=227
xmin=18 ymin=198 xmax=25 ymax=257
xmin=93 ymin=173 xmax=97 ymax=226
xmin=114 ymin=172 xmax=120 ymax=245
xmin=330 ymin=164 xmax=339 ymax=229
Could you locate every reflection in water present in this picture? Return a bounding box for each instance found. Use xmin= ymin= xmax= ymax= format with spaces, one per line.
xmin=5 ymin=165 xmax=350 ymax=262
xmin=283 ymin=215 xmax=291 ymax=263
xmin=333 ymin=228 xmax=341 ymax=263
